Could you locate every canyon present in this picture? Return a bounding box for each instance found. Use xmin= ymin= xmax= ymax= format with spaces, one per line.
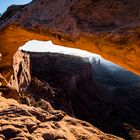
xmin=0 ymin=0 xmax=140 ymax=83
xmin=0 ymin=0 xmax=140 ymax=139
xmin=1 ymin=50 xmax=139 ymax=140
xmin=0 ymin=50 xmax=125 ymax=140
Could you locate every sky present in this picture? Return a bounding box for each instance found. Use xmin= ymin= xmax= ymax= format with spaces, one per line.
xmin=19 ymin=40 xmax=101 ymax=59
xmin=0 ymin=0 xmax=32 ymax=14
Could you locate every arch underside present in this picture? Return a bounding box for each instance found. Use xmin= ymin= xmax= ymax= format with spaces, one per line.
xmin=0 ymin=0 xmax=140 ymax=82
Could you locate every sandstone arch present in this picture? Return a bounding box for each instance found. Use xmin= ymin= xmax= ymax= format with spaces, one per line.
xmin=0 ymin=0 xmax=140 ymax=82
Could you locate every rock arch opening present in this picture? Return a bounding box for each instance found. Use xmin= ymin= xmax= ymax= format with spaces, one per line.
xmin=0 ymin=0 xmax=140 ymax=79
xmin=0 ymin=0 xmax=140 ymax=139
xmin=6 ymin=39 xmax=140 ymax=140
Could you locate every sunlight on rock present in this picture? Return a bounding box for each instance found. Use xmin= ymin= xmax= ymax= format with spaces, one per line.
xmin=0 ymin=1 xmax=140 ymax=139
xmin=0 ymin=53 xmax=2 ymax=61
xmin=19 ymin=40 xmax=122 ymax=71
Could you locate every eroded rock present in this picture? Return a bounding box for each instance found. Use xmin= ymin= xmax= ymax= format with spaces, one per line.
xmin=0 ymin=0 xmax=140 ymax=83
xmin=8 ymin=50 xmax=140 ymax=140
xmin=0 ymin=96 xmax=123 ymax=140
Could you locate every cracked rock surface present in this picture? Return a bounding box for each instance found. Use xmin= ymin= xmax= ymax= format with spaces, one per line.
xmin=0 ymin=0 xmax=140 ymax=82
xmin=0 ymin=96 xmax=123 ymax=140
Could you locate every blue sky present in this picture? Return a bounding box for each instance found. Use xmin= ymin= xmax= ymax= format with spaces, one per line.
xmin=0 ymin=0 xmax=32 ymax=14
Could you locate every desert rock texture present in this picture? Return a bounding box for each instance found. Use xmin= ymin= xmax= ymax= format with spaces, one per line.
xmin=8 ymin=50 xmax=140 ymax=140
xmin=0 ymin=0 xmax=140 ymax=82
xmin=0 ymin=0 xmax=140 ymax=140
xmin=0 ymin=96 xmax=123 ymax=140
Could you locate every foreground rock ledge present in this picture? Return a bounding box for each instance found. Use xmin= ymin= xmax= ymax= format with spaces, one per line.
xmin=0 ymin=0 xmax=140 ymax=82
xmin=0 ymin=96 xmax=123 ymax=140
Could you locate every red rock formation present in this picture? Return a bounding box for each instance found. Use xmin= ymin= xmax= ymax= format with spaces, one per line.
xmin=0 ymin=86 xmax=20 ymax=100
xmin=10 ymin=50 xmax=109 ymax=122
xmin=0 ymin=0 xmax=140 ymax=84
xmin=0 ymin=54 xmax=123 ymax=140
xmin=0 ymin=0 xmax=140 ymax=139
xmin=8 ymin=50 xmax=140 ymax=140
xmin=9 ymin=50 xmax=31 ymax=92
xmin=0 ymin=96 xmax=123 ymax=140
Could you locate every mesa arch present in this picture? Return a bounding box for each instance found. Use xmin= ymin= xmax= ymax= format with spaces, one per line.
xmin=0 ymin=0 xmax=140 ymax=83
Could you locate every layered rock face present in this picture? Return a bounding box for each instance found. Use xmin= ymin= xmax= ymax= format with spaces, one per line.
xmin=10 ymin=50 xmax=110 ymax=126
xmin=0 ymin=0 xmax=140 ymax=84
xmin=0 ymin=50 xmax=124 ymax=140
xmin=0 ymin=0 xmax=140 ymax=139
xmin=8 ymin=50 xmax=140 ymax=140
xmin=9 ymin=50 xmax=31 ymax=92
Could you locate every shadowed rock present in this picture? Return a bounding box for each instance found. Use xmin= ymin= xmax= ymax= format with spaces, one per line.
xmin=8 ymin=50 xmax=140 ymax=140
